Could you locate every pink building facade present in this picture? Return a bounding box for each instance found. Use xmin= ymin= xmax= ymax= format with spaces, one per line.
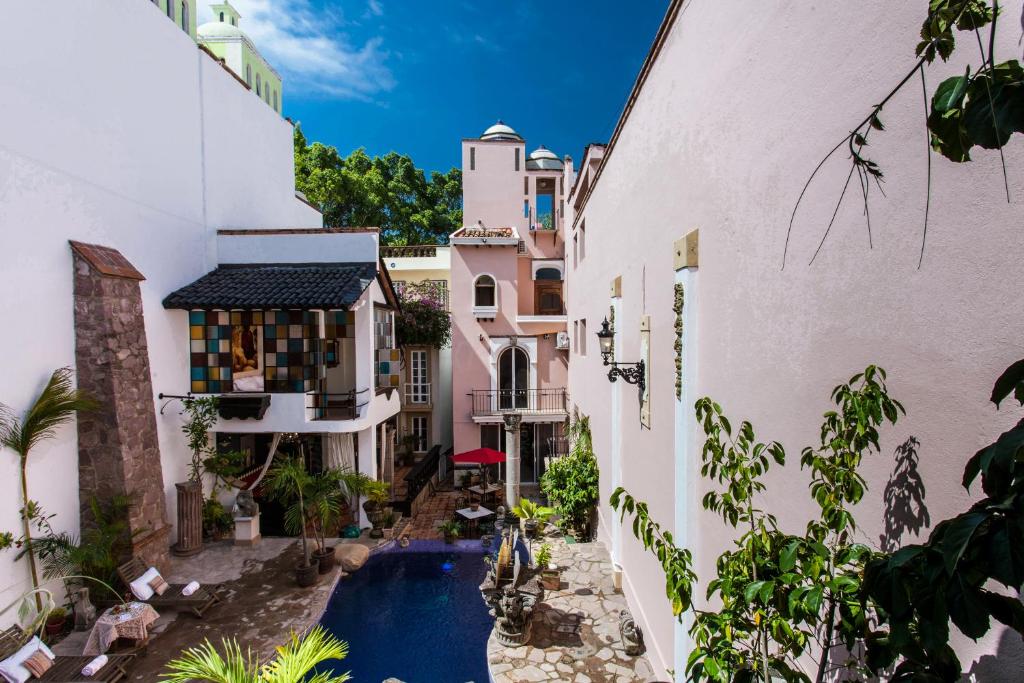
xmin=450 ymin=122 xmax=573 ymax=488
xmin=566 ymin=0 xmax=1024 ymax=680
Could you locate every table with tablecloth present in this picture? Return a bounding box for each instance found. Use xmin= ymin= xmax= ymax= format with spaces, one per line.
xmin=83 ymin=602 xmax=159 ymax=655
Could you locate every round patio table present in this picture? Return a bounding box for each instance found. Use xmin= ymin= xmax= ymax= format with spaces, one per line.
xmin=83 ymin=601 xmax=159 ymax=655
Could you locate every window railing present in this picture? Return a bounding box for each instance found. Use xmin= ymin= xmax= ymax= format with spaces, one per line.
xmin=470 ymin=388 xmax=569 ymax=416
xmin=307 ymin=388 xmax=370 ymax=420
xmin=405 ymin=383 xmax=431 ymax=405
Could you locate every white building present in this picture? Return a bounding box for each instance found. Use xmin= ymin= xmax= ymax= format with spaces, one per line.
xmin=0 ymin=0 xmax=396 ymax=618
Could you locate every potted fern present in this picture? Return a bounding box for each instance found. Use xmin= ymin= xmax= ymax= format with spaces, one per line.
xmin=438 ymin=520 xmax=462 ymax=544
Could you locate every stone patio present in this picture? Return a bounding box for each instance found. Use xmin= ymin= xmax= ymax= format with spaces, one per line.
xmin=53 ymin=534 xmax=384 ymax=680
xmin=486 ymin=536 xmax=663 ymax=683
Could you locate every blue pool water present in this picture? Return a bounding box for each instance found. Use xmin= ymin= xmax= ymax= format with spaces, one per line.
xmin=317 ymin=540 xmax=494 ymax=683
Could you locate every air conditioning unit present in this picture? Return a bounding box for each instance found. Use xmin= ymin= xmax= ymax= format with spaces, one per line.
xmin=555 ymin=332 xmax=570 ymax=350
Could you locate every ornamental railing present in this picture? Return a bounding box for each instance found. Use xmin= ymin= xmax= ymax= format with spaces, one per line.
xmin=470 ymin=388 xmax=569 ymax=416
xmin=307 ymin=388 xmax=370 ymax=420
xmin=380 ymin=245 xmax=438 ymax=258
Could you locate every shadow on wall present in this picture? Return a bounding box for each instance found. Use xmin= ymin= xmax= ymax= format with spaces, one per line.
xmin=965 ymin=629 xmax=1024 ymax=682
xmin=879 ymin=436 xmax=931 ymax=552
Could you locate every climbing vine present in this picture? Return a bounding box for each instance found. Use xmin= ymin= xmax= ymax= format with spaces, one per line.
xmin=673 ymin=284 xmax=684 ymax=396
xmin=784 ymin=0 xmax=1021 ymax=269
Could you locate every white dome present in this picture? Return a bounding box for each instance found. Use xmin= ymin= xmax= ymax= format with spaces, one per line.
xmin=481 ymin=121 xmax=522 ymax=142
xmin=525 ymin=145 xmax=563 ymax=170
xmin=197 ymin=21 xmax=247 ymax=39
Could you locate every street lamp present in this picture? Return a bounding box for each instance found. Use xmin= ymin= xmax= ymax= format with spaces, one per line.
xmin=596 ymin=318 xmax=645 ymax=394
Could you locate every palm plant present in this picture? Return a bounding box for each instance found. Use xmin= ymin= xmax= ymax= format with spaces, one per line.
xmin=161 ymin=625 xmax=351 ymax=683
xmin=510 ymin=498 xmax=556 ymax=526
xmin=286 ymin=470 xmax=343 ymax=555
xmin=265 ymin=457 xmax=314 ymax=569
xmin=0 ymin=367 xmax=97 ymax=610
xmin=33 ymin=495 xmax=136 ymax=600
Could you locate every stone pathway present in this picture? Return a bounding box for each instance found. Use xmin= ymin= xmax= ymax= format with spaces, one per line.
xmin=487 ymin=536 xmax=662 ymax=683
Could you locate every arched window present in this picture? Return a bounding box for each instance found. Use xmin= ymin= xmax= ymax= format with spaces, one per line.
xmin=180 ymin=1 xmax=188 ymax=31
xmin=273 ymin=90 xmax=279 ymax=112
xmin=535 ymin=267 xmax=561 ymax=281
xmin=219 ymin=11 xmax=224 ymax=21
xmin=255 ymin=73 xmax=261 ymax=97
xmin=165 ymin=0 xmax=173 ymax=19
xmin=245 ymin=64 xmax=252 ymax=87
xmin=474 ymin=275 xmax=496 ymax=308
xmin=498 ymin=347 xmax=529 ymax=409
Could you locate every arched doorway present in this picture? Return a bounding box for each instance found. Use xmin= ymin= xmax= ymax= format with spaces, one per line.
xmin=498 ymin=346 xmax=529 ymax=410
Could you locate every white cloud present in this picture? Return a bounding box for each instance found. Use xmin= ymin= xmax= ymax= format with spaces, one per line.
xmin=198 ymin=0 xmax=394 ymax=100
xmin=366 ymin=0 xmax=383 ymax=17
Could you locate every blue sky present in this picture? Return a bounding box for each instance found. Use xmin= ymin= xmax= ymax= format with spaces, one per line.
xmin=199 ymin=0 xmax=669 ymax=174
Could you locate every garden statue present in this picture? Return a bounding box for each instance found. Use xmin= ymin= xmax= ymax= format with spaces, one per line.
xmin=233 ymin=490 xmax=259 ymax=517
xmin=492 ymin=585 xmax=538 ymax=646
xmin=619 ymin=609 xmax=644 ymax=656
xmin=72 ymin=587 xmax=96 ymax=631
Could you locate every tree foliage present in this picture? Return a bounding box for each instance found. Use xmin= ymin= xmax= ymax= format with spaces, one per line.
xmin=612 ymin=367 xmax=904 ymax=682
xmin=541 ymin=413 xmax=600 ymax=538
xmin=395 ymin=281 xmax=451 ymax=348
xmin=294 ymin=125 xmax=462 ymax=245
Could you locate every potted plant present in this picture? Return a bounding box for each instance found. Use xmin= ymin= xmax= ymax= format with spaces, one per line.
xmin=45 ymin=607 xmax=68 ymax=637
xmin=173 ymin=396 xmax=220 ymax=556
xmin=438 ymin=520 xmax=462 ymax=544
xmin=202 ymin=497 xmax=234 ymax=542
xmin=459 ymin=470 xmax=473 ymax=491
xmin=382 ymin=512 xmax=398 ymax=540
xmin=266 ymin=457 xmax=319 ymax=587
xmin=303 ymin=469 xmax=364 ymax=574
xmin=536 ymin=543 xmax=561 ymax=590
xmin=511 ymin=498 xmax=556 ymax=539
xmin=362 ymin=480 xmax=390 ymax=539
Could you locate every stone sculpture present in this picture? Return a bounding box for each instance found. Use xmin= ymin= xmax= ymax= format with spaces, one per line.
xmin=619 ymin=609 xmax=645 ymax=656
xmin=492 ymin=585 xmax=538 ymax=646
xmin=234 ymin=489 xmax=259 ymax=517
xmin=72 ymin=587 xmax=97 ymax=631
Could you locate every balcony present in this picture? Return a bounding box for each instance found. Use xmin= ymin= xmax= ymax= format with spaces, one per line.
xmin=404 ymin=383 xmax=432 ymax=409
xmin=470 ymin=388 xmax=569 ymax=420
xmin=308 ymin=388 xmax=370 ymax=421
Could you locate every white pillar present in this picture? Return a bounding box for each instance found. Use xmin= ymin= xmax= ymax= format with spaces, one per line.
xmin=503 ymin=413 xmax=522 ymax=506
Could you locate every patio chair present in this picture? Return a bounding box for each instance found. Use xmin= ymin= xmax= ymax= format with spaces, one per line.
xmin=0 ymin=626 xmax=134 ymax=683
xmin=116 ymin=558 xmax=222 ymax=619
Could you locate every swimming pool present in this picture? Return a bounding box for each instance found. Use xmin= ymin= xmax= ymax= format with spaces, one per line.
xmin=317 ymin=540 xmax=494 ymax=683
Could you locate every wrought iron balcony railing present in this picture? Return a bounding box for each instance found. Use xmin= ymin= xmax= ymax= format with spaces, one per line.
xmin=308 ymin=388 xmax=370 ymax=420
xmin=470 ymin=388 xmax=569 ymax=416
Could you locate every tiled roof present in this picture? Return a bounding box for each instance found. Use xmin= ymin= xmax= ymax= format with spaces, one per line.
xmin=162 ymin=262 xmax=377 ymax=310
xmin=69 ymin=241 xmax=146 ymax=280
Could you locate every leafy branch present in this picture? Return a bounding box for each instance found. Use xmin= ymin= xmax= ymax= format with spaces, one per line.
xmin=783 ymin=0 xmax=1020 ymax=269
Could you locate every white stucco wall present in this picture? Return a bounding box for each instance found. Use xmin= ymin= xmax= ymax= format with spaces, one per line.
xmin=216 ymin=230 xmax=378 ymax=264
xmin=0 ymin=0 xmax=321 ymax=620
xmin=568 ymin=1 xmax=1024 ymax=679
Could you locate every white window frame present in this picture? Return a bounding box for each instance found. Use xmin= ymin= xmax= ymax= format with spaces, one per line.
xmin=412 ymin=416 xmax=428 ymax=453
xmin=409 ymin=350 xmax=429 ymax=404
xmin=472 ymin=273 xmax=498 ymax=318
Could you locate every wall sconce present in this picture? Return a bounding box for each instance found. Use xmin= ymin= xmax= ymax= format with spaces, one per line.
xmin=596 ymin=318 xmax=645 ymax=394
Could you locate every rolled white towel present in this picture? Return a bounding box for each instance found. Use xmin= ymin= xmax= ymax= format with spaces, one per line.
xmin=82 ymin=655 xmax=108 ymax=676
xmin=182 ymin=581 xmax=201 ymax=596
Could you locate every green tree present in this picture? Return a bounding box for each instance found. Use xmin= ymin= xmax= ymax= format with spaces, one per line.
xmin=294 ymin=125 xmax=462 ymax=245
xmin=0 ymin=368 xmax=97 ymax=610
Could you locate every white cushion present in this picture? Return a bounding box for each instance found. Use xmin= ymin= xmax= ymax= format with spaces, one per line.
xmin=0 ymin=637 xmax=55 ymax=683
xmin=129 ymin=566 xmax=161 ymax=601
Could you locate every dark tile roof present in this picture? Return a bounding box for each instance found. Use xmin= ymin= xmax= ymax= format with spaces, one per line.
xmin=162 ymin=262 xmax=377 ymax=310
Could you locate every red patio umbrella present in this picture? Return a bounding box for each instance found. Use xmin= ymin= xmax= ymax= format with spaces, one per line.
xmin=451 ymin=447 xmax=506 ymax=465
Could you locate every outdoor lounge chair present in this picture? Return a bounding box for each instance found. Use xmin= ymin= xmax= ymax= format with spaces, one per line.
xmin=116 ymin=558 xmax=222 ymax=619
xmin=0 ymin=626 xmax=134 ymax=683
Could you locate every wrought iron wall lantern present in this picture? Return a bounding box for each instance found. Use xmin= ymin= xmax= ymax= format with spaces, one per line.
xmin=596 ymin=318 xmax=645 ymax=394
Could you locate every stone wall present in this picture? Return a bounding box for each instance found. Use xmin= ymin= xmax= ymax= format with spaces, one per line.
xmin=71 ymin=242 xmax=170 ymax=570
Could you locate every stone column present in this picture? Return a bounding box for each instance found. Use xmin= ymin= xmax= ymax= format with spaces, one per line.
xmin=502 ymin=412 xmax=522 ymax=507
xmin=70 ymin=242 xmax=170 ymax=570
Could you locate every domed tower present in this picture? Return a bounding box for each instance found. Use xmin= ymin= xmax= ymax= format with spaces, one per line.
xmin=197 ymin=1 xmax=283 ymax=114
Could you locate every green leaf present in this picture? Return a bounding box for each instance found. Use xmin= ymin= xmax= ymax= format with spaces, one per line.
xmin=932 ymin=68 xmax=970 ymax=113
xmin=963 ymin=61 xmax=1024 ymax=150
xmin=941 ymin=512 xmax=987 ymax=574
xmin=990 ymin=358 xmax=1024 ymax=407
xmin=780 ymin=539 xmax=800 ymax=572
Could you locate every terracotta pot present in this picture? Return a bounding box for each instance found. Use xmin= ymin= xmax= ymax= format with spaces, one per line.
xmin=540 ymin=569 xmax=561 ymax=591
xmin=295 ymin=561 xmax=319 ymax=587
xmin=45 ymin=616 xmax=67 ymax=637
